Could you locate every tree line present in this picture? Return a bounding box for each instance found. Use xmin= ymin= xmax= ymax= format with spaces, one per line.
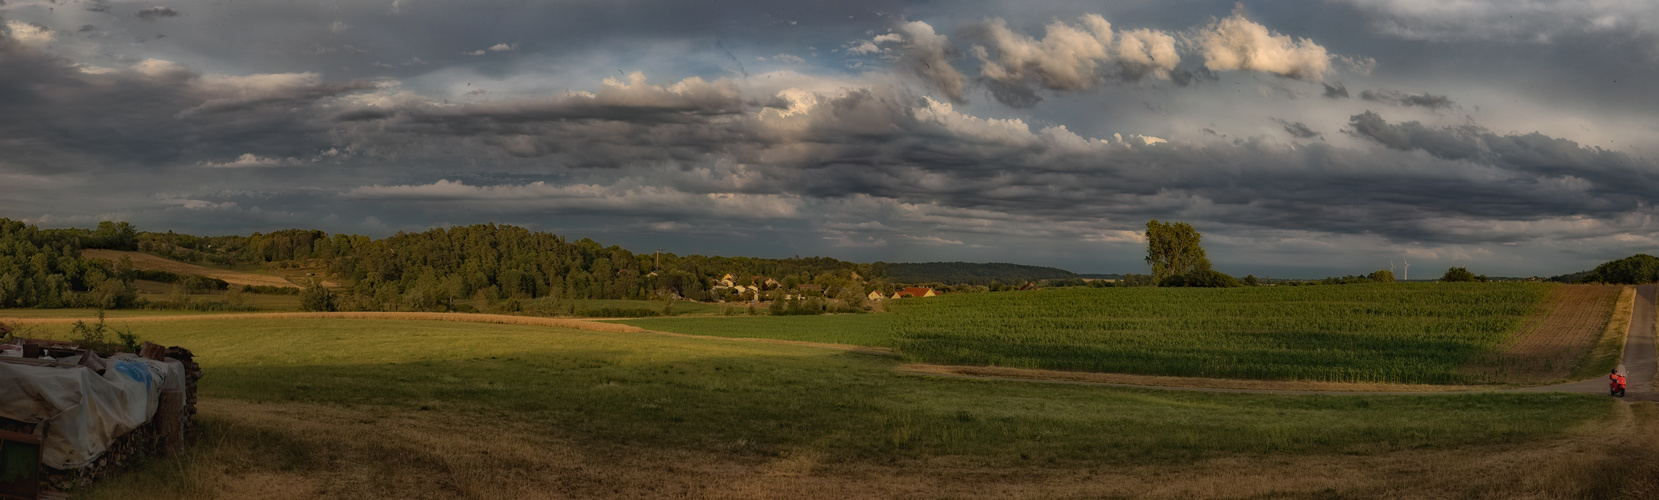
xmin=1 ymin=218 xmax=880 ymax=311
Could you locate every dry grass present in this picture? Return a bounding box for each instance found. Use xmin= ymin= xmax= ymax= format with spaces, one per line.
xmin=0 ymin=311 xmax=641 ymax=333
xmin=82 ymin=249 xmax=299 ymax=289
xmin=82 ymin=399 xmax=1659 ymax=500
xmin=1476 ymin=285 xmax=1627 ymax=383
xmin=1570 ymin=286 xmax=1638 ymax=382
xmin=896 ymin=363 xmax=1488 ymax=393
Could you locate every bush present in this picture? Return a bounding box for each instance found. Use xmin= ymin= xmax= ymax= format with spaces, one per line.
xmin=1441 ymin=267 xmax=1478 ymax=282
xmin=299 ymin=282 xmax=336 ymax=311
xmin=69 ymin=311 xmax=143 ymax=355
xmin=1159 ymin=269 xmax=1241 ymax=288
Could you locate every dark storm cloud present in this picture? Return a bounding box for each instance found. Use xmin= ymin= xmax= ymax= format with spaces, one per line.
xmin=1322 ymin=82 xmax=1349 ymax=99
xmin=1345 ymin=111 xmax=1652 ymax=198
xmin=302 ymin=76 xmax=1659 ymax=248
xmin=134 ymin=7 xmax=178 ymax=21
xmin=1273 ymin=119 xmax=1321 ymax=139
xmin=3 ymin=0 xmax=1657 ymax=275
xmin=0 ymin=36 xmax=368 ymax=171
xmin=1360 ymin=89 xmax=1455 ymax=110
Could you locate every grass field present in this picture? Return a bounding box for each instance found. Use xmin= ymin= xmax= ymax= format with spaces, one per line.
xmin=888 ymin=283 xmax=1559 ymax=384
xmin=614 ymin=314 xmax=893 ymax=346
xmin=11 ymin=317 xmax=1633 ymax=498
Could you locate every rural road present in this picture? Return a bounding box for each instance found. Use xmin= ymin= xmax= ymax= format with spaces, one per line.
xmin=1516 ymin=284 xmax=1657 ymax=402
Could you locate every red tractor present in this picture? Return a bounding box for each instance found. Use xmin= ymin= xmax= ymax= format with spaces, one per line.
xmin=1610 ymin=370 xmax=1627 ymax=397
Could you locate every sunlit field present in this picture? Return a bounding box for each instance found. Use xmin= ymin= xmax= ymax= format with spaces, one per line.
xmin=889 ymin=283 xmax=1557 ymax=384
xmin=14 ymin=317 xmax=1633 ymax=498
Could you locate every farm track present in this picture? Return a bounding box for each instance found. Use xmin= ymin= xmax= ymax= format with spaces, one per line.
xmin=0 ymin=311 xmax=897 ymax=355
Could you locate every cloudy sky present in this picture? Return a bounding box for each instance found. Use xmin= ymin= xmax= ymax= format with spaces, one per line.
xmin=2 ymin=0 xmax=1656 ymax=277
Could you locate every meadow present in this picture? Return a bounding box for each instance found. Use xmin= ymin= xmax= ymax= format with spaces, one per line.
xmin=887 ymin=283 xmax=1559 ymax=384
xmin=10 ymin=317 xmax=1634 ymax=498
xmin=614 ymin=313 xmax=893 ymax=346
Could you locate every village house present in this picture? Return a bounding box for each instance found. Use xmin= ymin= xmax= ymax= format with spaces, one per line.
xmin=892 ymin=287 xmax=938 ymax=298
xmin=867 ymin=290 xmax=885 ymax=301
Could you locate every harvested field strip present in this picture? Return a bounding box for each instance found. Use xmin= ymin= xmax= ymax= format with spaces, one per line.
xmin=0 ymin=312 xmax=641 ymax=333
xmin=82 ymin=249 xmax=300 ymax=289
xmin=1571 ymin=286 xmax=1636 ymax=382
xmin=1476 ymin=285 xmax=1626 ymax=383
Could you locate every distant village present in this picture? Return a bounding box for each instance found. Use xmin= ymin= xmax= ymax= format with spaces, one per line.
xmin=701 ymin=272 xmax=1052 ymax=306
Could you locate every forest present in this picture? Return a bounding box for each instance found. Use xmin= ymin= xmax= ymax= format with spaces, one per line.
xmin=0 ymin=218 xmax=880 ymax=310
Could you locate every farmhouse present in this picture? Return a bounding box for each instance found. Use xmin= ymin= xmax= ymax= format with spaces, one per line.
xmin=867 ymin=290 xmax=886 ymax=301
xmin=893 ymin=287 xmax=938 ymax=298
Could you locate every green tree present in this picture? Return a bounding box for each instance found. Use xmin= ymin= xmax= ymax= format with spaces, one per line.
xmin=1582 ymin=254 xmax=1659 ymax=284
xmin=300 ymin=282 xmax=336 ymax=311
xmin=1144 ymin=220 xmax=1211 ymax=284
xmin=1441 ymin=267 xmax=1477 ymax=282
xmin=1368 ymin=270 xmax=1396 ymax=283
xmin=1242 ymin=274 xmax=1259 ymax=286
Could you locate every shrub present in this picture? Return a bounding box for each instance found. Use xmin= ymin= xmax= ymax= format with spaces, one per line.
xmin=1159 ymin=269 xmax=1241 ymax=288
xmin=299 ymin=282 xmax=337 ymax=311
xmin=1441 ymin=267 xmax=1478 ymax=282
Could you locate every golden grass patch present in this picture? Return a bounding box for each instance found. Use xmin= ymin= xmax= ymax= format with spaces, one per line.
xmin=1475 ymin=284 xmax=1628 ymax=383
xmin=82 ymin=249 xmax=299 ymax=288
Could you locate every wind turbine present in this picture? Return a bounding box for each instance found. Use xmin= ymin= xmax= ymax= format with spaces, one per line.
xmin=1402 ymin=258 xmax=1410 ymax=281
xmin=1390 ymin=260 xmax=1397 ymax=277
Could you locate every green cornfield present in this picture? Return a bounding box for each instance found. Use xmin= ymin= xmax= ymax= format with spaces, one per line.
xmin=888 ymin=283 xmax=1555 ymax=384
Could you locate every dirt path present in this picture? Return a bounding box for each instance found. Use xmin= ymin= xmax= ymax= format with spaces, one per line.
xmin=0 ymin=311 xmax=896 ymax=356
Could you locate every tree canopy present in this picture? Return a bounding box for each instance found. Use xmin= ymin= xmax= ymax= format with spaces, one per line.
xmin=1581 ymin=254 xmax=1659 ymax=284
xmin=1441 ymin=267 xmax=1480 ymax=282
xmin=1144 ymin=220 xmax=1211 ymax=284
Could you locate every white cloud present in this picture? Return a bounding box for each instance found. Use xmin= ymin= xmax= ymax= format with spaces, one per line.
xmin=1198 ymin=13 xmax=1332 ymax=81
xmin=198 ymin=154 xmax=288 ymax=168
xmin=1337 ymin=0 xmax=1659 ymax=43
xmin=330 ymin=21 xmax=352 ymax=33
xmin=489 ymin=43 xmax=517 ymax=52
xmin=970 ymin=14 xmax=1181 ymax=90
xmin=773 ymin=53 xmax=805 ymax=63
xmin=3 ymin=21 xmax=55 ymax=47
xmin=900 ymin=234 xmax=965 ymax=245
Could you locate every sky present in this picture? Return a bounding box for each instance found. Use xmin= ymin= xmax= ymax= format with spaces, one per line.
xmin=2 ymin=0 xmax=1657 ymax=278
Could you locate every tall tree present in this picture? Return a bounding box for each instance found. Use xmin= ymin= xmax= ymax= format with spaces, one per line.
xmin=1144 ymin=220 xmax=1211 ymax=284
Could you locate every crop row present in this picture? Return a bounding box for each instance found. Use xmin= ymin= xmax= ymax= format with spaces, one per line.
xmin=887 ymin=283 xmax=1556 ymax=384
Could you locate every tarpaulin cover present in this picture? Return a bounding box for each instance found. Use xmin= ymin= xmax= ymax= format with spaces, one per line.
xmin=0 ymin=354 xmax=186 ymax=469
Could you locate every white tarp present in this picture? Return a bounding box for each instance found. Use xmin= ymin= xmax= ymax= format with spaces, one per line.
xmin=0 ymin=354 xmax=186 ymax=469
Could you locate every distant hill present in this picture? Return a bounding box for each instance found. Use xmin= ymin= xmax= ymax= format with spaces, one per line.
xmin=1077 ymin=273 xmax=1126 ymax=280
xmin=875 ymin=262 xmax=1079 ymax=286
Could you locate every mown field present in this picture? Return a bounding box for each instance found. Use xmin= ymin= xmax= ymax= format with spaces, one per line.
xmin=888 ymin=283 xmax=1560 ymax=384
xmin=13 ymin=317 xmax=1631 ymax=499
